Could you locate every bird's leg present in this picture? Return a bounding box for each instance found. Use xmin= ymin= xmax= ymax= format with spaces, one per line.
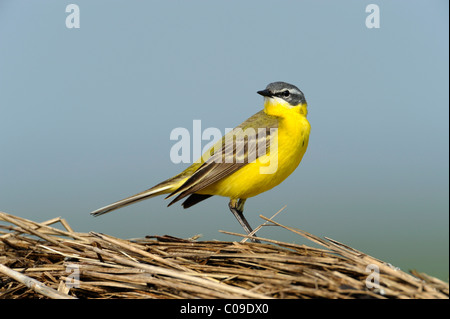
xmin=228 ymin=199 xmax=260 ymax=243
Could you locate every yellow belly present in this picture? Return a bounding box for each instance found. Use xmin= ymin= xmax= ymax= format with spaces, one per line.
xmin=199 ymin=112 xmax=310 ymax=199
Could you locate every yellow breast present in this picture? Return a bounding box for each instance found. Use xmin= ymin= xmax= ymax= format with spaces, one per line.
xmin=199 ymin=100 xmax=310 ymax=199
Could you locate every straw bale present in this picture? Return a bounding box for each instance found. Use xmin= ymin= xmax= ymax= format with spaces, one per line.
xmin=0 ymin=211 xmax=447 ymax=299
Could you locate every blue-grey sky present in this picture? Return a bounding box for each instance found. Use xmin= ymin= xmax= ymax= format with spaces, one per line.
xmin=0 ymin=1 xmax=448 ymax=280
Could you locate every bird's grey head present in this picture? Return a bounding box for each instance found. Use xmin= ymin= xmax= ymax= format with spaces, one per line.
xmin=257 ymin=81 xmax=306 ymax=106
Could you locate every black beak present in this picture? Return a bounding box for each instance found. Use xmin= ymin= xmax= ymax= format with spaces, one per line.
xmin=257 ymin=89 xmax=273 ymax=97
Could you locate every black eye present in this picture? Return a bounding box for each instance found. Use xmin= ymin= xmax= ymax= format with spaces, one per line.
xmin=283 ymin=90 xmax=290 ymax=97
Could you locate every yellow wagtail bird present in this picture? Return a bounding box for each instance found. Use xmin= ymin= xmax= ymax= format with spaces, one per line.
xmin=90 ymin=82 xmax=311 ymax=242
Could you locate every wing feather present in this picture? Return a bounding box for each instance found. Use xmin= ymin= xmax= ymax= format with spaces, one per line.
xmin=167 ymin=110 xmax=278 ymax=205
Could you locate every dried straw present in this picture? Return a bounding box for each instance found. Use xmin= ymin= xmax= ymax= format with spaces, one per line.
xmin=0 ymin=210 xmax=447 ymax=299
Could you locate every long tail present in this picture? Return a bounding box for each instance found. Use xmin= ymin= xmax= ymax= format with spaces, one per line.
xmin=90 ymin=183 xmax=176 ymax=217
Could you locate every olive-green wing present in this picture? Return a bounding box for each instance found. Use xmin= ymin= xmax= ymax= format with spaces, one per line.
xmin=167 ymin=110 xmax=278 ymax=206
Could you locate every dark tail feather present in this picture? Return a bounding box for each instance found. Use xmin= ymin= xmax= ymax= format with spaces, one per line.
xmin=181 ymin=194 xmax=213 ymax=209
